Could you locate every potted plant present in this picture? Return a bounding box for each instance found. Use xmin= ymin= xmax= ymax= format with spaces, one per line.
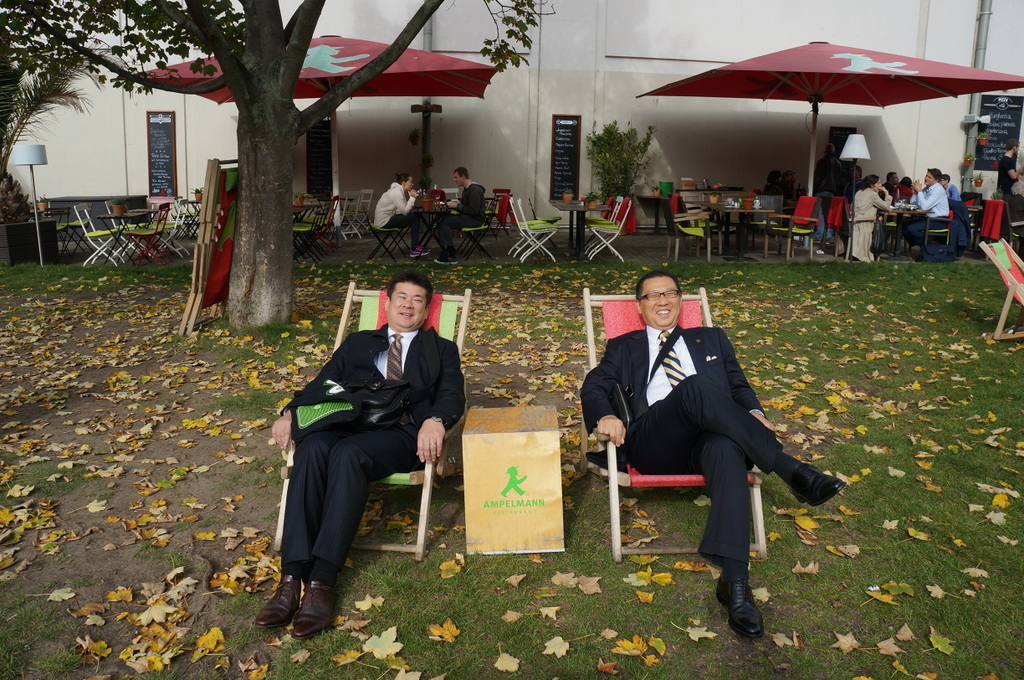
xmin=707 ymin=184 xmax=723 ymax=204
xmin=419 ymin=177 xmax=434 ymax=209
xmin=110 ymin=197 xmax=127 ymax=217
xmin=192 ymin=187 xmax=203 ymax=201
xmin=36 ymin=195 xmax=49 ymax=212
xmin=562 ymin=191 xmax=573 ymax=202
xmin=973 ymin=173 xmax=984 ymax=188
xmin=963 ymin=152 xmax=975 ymax=167
xmin=293 ymin=192 xmax=311 ymax=207
xmin=978 ymin=131 xmax=990 ymax=146
xmin=651 ymin=186 xmax=661 ymax=197
xmin=421 ymin=153 xmax=434 ymax=169
xmin=991 ymin=189 xmax=1004 ymax=200
xmin=583 ymin=193 xmax=601 ymax=209
xmin=741 ymin=191 xmax=756 ymax=210
xmin=409 ymin=128 xmax=421 ymax=146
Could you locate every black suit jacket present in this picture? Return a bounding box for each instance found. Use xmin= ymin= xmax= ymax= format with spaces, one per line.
xmin=581 ymin=326 xmax=761 ymax=432
xmin=287 ymin=326 xmax=464 ymax=429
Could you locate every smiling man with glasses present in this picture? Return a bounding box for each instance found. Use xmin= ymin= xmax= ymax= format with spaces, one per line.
xmin=581 ymin=269 xmax=845 ymax=638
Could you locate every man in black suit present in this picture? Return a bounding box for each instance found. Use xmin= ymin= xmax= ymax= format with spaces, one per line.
xmin=255 ymin=269 xmax=465 ymax=639
xmin=581 ymin=269 xmax=845 ymax=639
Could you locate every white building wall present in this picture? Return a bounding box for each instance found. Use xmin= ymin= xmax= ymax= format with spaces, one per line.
xmin=9 ymin=0 xmax=1024 ymax=217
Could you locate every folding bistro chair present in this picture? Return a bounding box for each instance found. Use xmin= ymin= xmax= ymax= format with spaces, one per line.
xmin=77 ymin=204 xmax=124 ymax=266
xmin=274 ymin=282 xmax=472 ymax=561
xmin=585 ymin=197 xmax=632 ymax=261
xmin=763 ymin=195 xmax=821 ymax=260
xmin=124 ymin=204 xmax=173 ymax=265
xmin=336 ymin=191 xmax=363 ymax=239
xmin=581 ymin=287 xmax=767 ymax=563
xmin=509 ymin=198 xmax=559 ymax=262
xmin=366 ymin=218 xmax=408 ymax=261
xmin=979 ymin=239 xmax=1024 ymax=340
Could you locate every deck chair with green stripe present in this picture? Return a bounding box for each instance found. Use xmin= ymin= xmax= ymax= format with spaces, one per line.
xmin=273 ymin=281 xmax=472 ymax=560
xmin=979 ymin=239 xmax=1024 ymax=340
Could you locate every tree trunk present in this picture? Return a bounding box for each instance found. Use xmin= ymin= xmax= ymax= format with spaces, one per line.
xmin=228 ymin=101 xmax=301 ymax=326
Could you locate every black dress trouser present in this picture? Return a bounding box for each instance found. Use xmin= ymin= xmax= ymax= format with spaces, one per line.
xmin=623 ymin=375 xmax=784 ymax=564
xmin=281 ymin=426 xmax=417 ymax=570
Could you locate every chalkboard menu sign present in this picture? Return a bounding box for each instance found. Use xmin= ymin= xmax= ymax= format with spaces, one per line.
xmin=976 ymin=95 xmax=1024 ymax=170
xmin=147 ymin=111 xmax=176 ymax=197
xmin=306 ymin=116 xmax=333 ymax=198
xmin=550 ymin=115 xmax=581 ymax=200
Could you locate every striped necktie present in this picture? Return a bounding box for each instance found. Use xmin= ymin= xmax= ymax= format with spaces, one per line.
xmin=387 ymin=333 xmax=403 ymax=380
xmin=659 ymin=330 xmax=686 ymax=387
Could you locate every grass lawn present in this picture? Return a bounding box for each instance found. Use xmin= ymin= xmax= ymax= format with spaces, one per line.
xmin=0 ymin=259 xmax=1021 ymax=680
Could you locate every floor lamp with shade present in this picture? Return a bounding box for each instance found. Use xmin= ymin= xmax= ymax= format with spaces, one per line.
xmin=839 ymin=134 xmax=870 ymax=261
xmin=12 ymin=144 xmax=48 ymax=266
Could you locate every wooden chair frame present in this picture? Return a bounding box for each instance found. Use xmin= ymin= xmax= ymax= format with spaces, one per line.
xmin=273 ymin=281 xmax=472 ymax=561
xmin=663 ymin=195 xmax=717 ymax=262
xmin=979 ymin=239 xmax=1024 ymax=340
xmin=581 ymin=287 xmax=767 ymax=563
xmin=763 ymin=196 xmax=821 ymax=261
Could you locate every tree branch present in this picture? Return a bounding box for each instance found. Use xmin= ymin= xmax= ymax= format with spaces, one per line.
xmin=297 ymin=0 xmax=445 ymax=131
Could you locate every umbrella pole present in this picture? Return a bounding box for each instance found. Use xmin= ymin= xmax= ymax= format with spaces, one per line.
xmin=806 ymin=97 xmax=821 ymax=197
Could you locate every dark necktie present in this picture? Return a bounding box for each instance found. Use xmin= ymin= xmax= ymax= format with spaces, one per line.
xmin=387 ymin=333 xmax=410 ymax=423
xmin=659 ymin=330 xmax=686 ymax=387
xmin=387 ymin=333 xmax=403 ymax=380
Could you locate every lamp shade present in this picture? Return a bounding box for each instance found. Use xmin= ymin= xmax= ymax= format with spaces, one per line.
xmin=12 ymin=144 xmax=48 ymax=166
xmin=839 ymin=134 xmax=870 ymax=160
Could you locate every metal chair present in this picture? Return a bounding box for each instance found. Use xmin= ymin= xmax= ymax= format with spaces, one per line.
xmin=509 ymin=198 xmax=559 ymax=262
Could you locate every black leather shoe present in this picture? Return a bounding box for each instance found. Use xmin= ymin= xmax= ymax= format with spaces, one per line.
xmin=715 ymin=578 xmax=763 ymax=638
xmin=291 ymin=581 xmax=337 ymax=639
xmin=789 ymin=462 xmax=846 ymax=506
xmin=254 ymin=575 xmax=301 ymax=628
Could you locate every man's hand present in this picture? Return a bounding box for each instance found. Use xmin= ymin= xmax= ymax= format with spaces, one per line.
xmin=417 ymin=419 xmax=446 ymax=463
xmin=272 ymin=411 xmax=294 ymax=449
xmin=751 ymin=411 xmax=775 ymax=430
xmin=596 ymin=415 xmax=626 ymax=447
xmin=446 ymin=200 xmax=457 ymax=210
xmin=912 ymin=179 xmax=924 ymax=193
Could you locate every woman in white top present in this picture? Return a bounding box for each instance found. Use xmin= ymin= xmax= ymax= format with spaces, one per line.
xmin=373 ymin=173 xmax=425 ymax=257
xmin=851 ymin=174 xmax=892 ymax=262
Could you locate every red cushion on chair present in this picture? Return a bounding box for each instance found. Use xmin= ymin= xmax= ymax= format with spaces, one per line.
xmin=981 ymin=200 xmax=1005 ymax=240
xmin=627 ymin=466 xmax=760 ymax=488
xmin=826 ymin=196 xmax=847 ymax=231
xmin=601 ymin=299 xmax=705 ymax=340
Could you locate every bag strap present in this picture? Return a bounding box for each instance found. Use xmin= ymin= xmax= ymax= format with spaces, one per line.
xmin=647 ymin=325 xmax=684 ymax=384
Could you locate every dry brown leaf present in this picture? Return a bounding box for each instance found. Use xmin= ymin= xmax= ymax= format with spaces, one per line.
xmin=504 ymin=573 xmax=526 ymax=587
xmin=877 ymin=637 xmax=904 ymax=656
xmin=831 ymin=631 xmax=862 ymax=653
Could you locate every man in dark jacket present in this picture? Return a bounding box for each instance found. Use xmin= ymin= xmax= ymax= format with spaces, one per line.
xmin=581 ymin=270 xmax=845 ymax=639
xmin=813 ymin=143 xmax=844 ymax=242
xmin=435 ymin=166 xmax=486 ymax=264
xmin=255 ymin=269 xmax=465 ymax=639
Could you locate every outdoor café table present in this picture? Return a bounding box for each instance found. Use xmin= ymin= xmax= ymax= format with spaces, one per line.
xmin=693 ymin=202 xmax=772 ymax=262
xmin=880 ymin=208 xmax=928 ymax=261
xmin=549 ymin=200 xmax=611 ymax=260
xmin=94 ymin=209 xmax=157 ymax=265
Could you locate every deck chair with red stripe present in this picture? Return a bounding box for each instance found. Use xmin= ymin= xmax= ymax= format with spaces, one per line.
xmin=273 ymin=281 xmax=472 ymax=560
xmin=582 ymin=287 xmax=767 ymax=562
xmin=979 ymin=239 xmax=1024 ymax=340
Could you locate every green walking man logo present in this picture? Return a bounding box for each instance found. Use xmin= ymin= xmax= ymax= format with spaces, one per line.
xmin=500 ymin=466 xmax=528 ymax=497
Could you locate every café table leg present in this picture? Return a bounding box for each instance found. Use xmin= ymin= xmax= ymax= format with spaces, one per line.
xmin=723 ymin=212 xmax=758 ymax=262
xmin=888 ymin=214 xmax=911 ymax=261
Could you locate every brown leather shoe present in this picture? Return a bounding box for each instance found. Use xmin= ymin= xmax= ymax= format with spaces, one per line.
xmin=254 ymin=575 xmax=301 ymax=628
xmin=291 ymin=581 xmax=337 ymax=639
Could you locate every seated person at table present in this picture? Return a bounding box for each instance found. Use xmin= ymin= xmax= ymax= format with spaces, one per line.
xmin=852 ymin=174 xmax=892 ymax=262
xmin=581 ymin=270 xmax=846 ymax=639
xmin=762 ymin=170 xmax=783 ymax=195
xmin=374 ymin=173 xmax=424 ymax=257
xmin=937 ymin=174 xmax=961 ymax=202
xmin=780 ymin=170 xmax=798 ymax=206
xmin=894 ymin=176 xmax=915 ymax=199
xmin=255 ymin=269 xmax=465 ymax=639
xmin=434 ymin=166 xmax=486 ymax=265
xmin=882 ymin=171 xmax=900 ymax=195
xmin=904 ymin=168 xmax=950 ymax=250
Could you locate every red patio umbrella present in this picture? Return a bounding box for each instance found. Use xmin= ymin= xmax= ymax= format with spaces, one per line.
xmin=148 ymin=35 xmax=498 ymax=103
xmin=639 ymin=42 xmax=1024 ymax=189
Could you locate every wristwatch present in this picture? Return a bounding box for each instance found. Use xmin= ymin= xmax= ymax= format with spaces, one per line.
xmin=429 ymin=416 xmax=445 ymax=426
